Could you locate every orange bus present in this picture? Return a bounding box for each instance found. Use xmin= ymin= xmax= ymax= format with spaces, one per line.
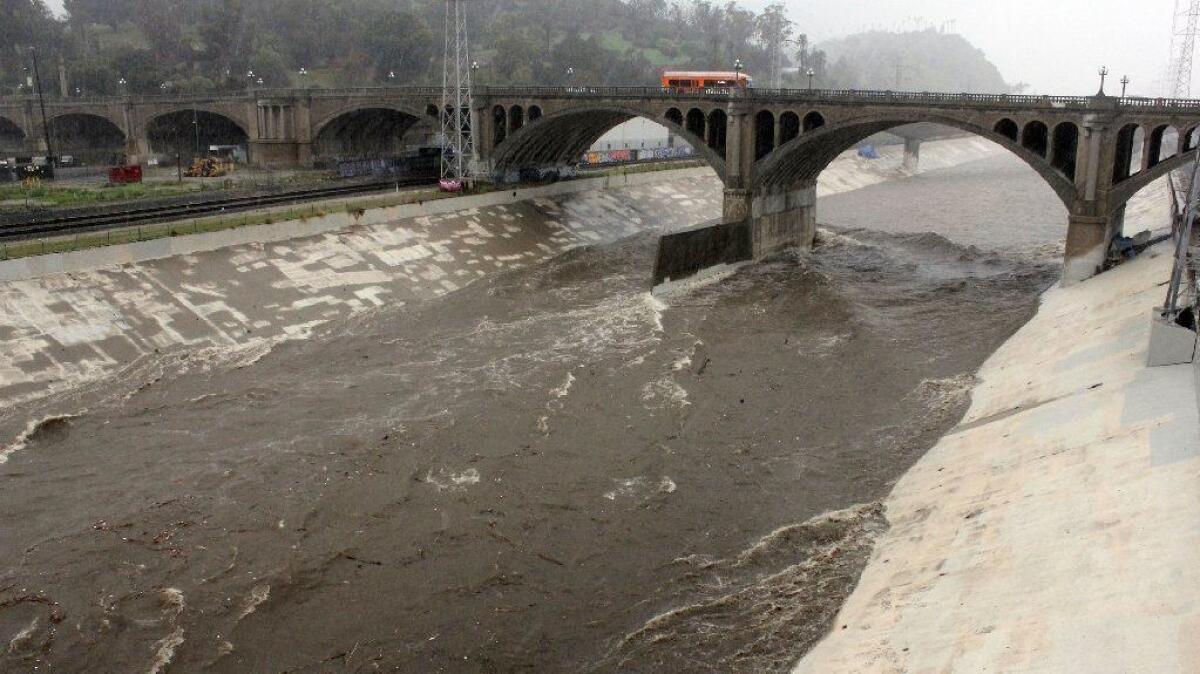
xmin=661 ymin=71 xmax=753 ymax=91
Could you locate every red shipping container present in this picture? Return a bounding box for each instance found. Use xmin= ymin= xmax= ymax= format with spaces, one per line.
xmin=108 ymin=165 xmax=143 ymax=184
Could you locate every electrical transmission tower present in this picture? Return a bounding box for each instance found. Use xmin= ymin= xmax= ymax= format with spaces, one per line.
xmin=1167 ymin=0 xmax=1200 ymax=98
xmin=440 ymin=0 xmax=476 ymax=187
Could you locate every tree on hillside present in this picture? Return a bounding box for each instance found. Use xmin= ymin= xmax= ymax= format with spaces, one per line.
xmin=756 ymin=2 xmax=792 ymax=87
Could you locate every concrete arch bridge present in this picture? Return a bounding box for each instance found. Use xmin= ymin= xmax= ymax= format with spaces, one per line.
xmin=3 ymin=86 xmax=1199 ymax=282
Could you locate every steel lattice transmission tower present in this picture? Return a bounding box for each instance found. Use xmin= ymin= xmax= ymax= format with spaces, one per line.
xmin=1167 ymin=0 xmax=1200 ymax=98
xmin=440 ymin=0 xmax=476 ymax=186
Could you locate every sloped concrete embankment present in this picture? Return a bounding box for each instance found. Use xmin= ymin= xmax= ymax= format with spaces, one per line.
xmin=0 ymin=138 xmax=1001 ymax=411
xmin=793 ymin=239 xmax=1200 ymax=668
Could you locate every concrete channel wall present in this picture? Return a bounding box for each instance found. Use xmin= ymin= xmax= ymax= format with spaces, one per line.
xmin=793 ymin=222 xmax=1200 ymax=670
xmin=0 ymin=167 xmax=713 ymax=283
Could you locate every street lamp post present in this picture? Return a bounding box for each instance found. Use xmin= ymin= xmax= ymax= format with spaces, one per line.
xmin=1097 ymin=66 xmax=1109 ymax=96
xmin=299 ymin=67 xmax=309 ymax=88
xmin=118 ymin=77 xmax=127 ymax=95
xmin=388 ymin=70 xmax=396 ymax=85
xmin=807 ymin=68 xmax=815 ymax=91
xmin=193 ymin=107 xmax=201 ymax=159
xmin=1120 ymin=75 xmax=1130 ymax=98
xmin=29 ymin=47 xmax=55 ymax=168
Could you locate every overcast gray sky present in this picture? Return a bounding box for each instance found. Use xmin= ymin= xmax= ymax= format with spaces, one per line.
xmin=42 ymin=0 xmax=1180 ymax=95
xmin=741 ymin=0 xmax=1177 ymax=95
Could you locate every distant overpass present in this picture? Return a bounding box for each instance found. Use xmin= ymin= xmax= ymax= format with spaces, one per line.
xmin=3 ymin=86 xmax=1199 ymax=282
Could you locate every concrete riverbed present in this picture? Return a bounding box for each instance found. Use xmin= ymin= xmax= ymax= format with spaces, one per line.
xmin=4 ymin=136 xmax=1188 ymax=673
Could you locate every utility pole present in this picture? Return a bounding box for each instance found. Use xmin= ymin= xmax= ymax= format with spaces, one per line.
xmin=29 ymin=47 xmax=55 ymax=168
xmin=440 ymin=0 xmax=476 ymax=188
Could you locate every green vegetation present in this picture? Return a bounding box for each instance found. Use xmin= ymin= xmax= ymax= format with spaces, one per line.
xmin=0 ymin=180 xmax=202 ymax=208
xmin=0 ymin=170 xmax=339 ymax=211
xmin=3 ymin=1 xmax=1020 ymax=97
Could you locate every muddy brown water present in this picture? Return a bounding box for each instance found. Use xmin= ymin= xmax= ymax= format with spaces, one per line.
xmin=0 ymin=154 xmax=1064 ymax=673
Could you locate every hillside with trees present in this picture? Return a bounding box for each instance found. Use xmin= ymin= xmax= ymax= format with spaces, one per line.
xmin=3 ymin=0 xmax=1023 ymax=97
xmin=818 ymin=29 xmax=1023 ymax=93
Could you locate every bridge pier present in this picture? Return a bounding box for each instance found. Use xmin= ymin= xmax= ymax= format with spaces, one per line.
xmin=124 ymin=136 xmax=149 ymax=164
xmin=248 ymin=140 xmax=308 ymax=169
xmin=748 ymin=184 xmax=818 ymax=257
xmin=903 ymin=137 xmax=921 ymax=172
xmin=1063 ymin=210 xmax=1122 ymax=285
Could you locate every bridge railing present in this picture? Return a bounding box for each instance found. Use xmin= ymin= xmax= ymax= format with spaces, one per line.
xmin=7 ymin=86 xmax=1200 ymax=114
xmin=1118 ymin=96 xmax=1200 ymax=109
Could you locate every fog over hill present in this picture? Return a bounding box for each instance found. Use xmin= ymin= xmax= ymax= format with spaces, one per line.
xmin=818 ymin=29 xmax=1019 ymax=94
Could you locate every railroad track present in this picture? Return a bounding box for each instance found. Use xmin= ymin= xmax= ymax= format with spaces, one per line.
xmin=0 ymin=177 xmax=434 ymax=242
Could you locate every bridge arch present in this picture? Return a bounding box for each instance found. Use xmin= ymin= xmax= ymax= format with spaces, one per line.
xmin=1147 ymin=124 xmax=1178 ymax=168
xmin=754 ymin=110 xmax=775 ymax=160
xmin=0 ymin=115 xmax=25 ymax=153
xmin=780 ymin=112 xmax=801 ymax=145
xmin=1051 ymin=122 xmax=1079 ymax=180
xmin=489 ymin=104 xmax=727 ymax=180
xmin=753 ymin=114 xmax=1078 ymax=210
xmin=145 ymin=109 xmax=249 ymax=159
xmin=707 ymin=109 xmax=728 ymax=152
xmin=492 ymin=106 xmax=508 ymax=145
xmin=49 ymin=113 xmax=126 ymax=164
xmin=1183 ymin=126 xmax=1200 ymax=152
xmin=803 ymin=111 xmax=826 ymax=133
xmin=1021 ymin=120 xmax=1049 ymax=157
xmin=1108 ymin=143 xmax=1199 ymax=212
xmin=312 ymin=106 xmax=431 ymax=159
xmin=685 ymin=108 xmax=706 ymax=139
xmin=995 ymin=118 xmax=1019 ymax=141
xmin=509 ymin=105 xmax=525 ymax=134
xmin=312 ymin=103 xmax=431 ymax=141
xmin=1113 ymin=123 xmax=1141 ymax=183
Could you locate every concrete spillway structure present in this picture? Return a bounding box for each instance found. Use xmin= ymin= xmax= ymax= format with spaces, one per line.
xmin=793 ymin=243 xmax=1200 ymax=671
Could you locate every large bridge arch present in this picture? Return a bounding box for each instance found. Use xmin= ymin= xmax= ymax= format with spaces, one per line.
xmin=752 ymin=113 xmax=1079 ymax=211
xmin=489 ymin=103 xmax=728 ymax=180
xmin=48 ymin=113 xmax=127 ymax=165
xmin=311 ymin=104 xmax=435 ymax=160
xmin=145 ymin=109 xmax=249 ymax=159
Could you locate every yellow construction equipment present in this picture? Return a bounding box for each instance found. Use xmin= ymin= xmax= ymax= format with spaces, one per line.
xmin=184 ymin=156 xmax=234 ymax=178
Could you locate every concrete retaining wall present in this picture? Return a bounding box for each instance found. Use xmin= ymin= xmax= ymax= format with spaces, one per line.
xmin=793 ymin=240 xmax=1200 ymax=673
xmin=652 ymin=219 xmax=751 ymax=286
xmin=0 ymin=167 xmax=716 ymax=283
